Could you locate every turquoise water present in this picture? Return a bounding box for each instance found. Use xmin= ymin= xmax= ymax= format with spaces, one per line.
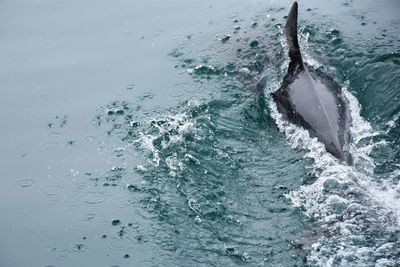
xmin=1 ymin=0 xmax=399 ymax=266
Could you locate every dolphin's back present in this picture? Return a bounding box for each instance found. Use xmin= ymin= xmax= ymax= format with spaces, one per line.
xmin=287 ymin=70 xmax=346 ymax=157
xmin=272 ymin=1 xmax=352 ymax=163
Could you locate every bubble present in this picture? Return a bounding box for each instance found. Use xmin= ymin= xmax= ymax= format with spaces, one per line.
xmin=85 ymin=213 xmax=96 ymax=220
xmin=239 ymin=67 xmax=251 ymax=75
xmin=111 ymin=219 xmax=121 ymax=226
xmin=220 ymin=35 xmax=231 ymax=43
xmin=225 ymin=246 xmax=237 ymax=254
xmin=42 ymin=186 xmax=63 ymax=196
xmin=137 ymin=260 xmax=154 ymax=267
xmin=72 ymin=244 xmax=85 ymax=252
xmin=83 ymin=192 xmax=106 ymax=204
xmin=192 ymin=65 xmax=221 ymax=76
xmin=250 ymin=40 xmax=259 ymax=48
xmin=76 ymin=219 xmax=92 ymax=229
xmin=138 ymin=92 xmax=155 ymax=101
xmin=107 ymin=237 xmax=132 ymax=250
xmin=194 ymin=215 xmax=202 ymax=223
xmin=125 ymin=84 xmax=136 ymax=90
xmin=17 ymin=179 xmax=34 ymax=188
xmin=67 ymin=140 xmax=75 ymax=146
xmin=111 ymin=166 xmax=124 ymax=172
xmin=41 ymin=142 xmax=60 ymax=151
xmin=57 ymin=249 xmax=71 ymax=258
xmin=135 ymin=165 xmax=146 ymax=172
xmin=85 ymin=135 xmax=96 ymax=143
xmin=127 ymin=222 xmax=140 ymax=229
xmin=228 ymin=12 xmax=239 ymax=18
xmin=170 ymin=33 xmax=183 ymax=40
xmin=151 ymin=30 xmax=163 ymax=36
xmin=70 ymin=169 xmax=79 ymax=176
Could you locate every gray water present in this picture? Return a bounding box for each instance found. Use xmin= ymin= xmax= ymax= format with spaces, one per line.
xmin=1 ymin=0 xmax=399 ymax=266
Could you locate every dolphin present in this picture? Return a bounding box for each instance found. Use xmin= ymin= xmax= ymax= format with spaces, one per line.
xmin=272 ymin=1 xmax=352 ymax=164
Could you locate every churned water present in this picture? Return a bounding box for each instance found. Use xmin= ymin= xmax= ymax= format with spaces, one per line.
xmin=1 ymin=0 xmax=399 ymax=266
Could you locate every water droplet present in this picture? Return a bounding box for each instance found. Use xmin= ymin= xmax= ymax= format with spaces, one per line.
xmin=239 ymin=67 xmax=251 ymax=75
xmin=115 ymin=109 xmax=124 ymax=115
xmin=111 ymin=219 xmax=121 ymax=226
xmin=135 ymin=165 xmax=146 ymax=172
xmin=250 ymin=40 xmax=259 ymax=48
xmin=73 ymin=244 xmax=85 ymax=252
xmin=228 ymin=12 xmax=239 ymax=18
xmin=151 ymin=30 xmax=163 ymax=36
xmin=125 ymin=84 xmax=136 ymax=90
xmin=85 ymin=213 xmax=96 ymax=220
xmin=127 ymin=222 xmax=139 ymax=229
xmin=17 ymin=179 xmax=34 ymax=188
xmin=225 ymin=246 xmax=236 ymax=254
xmin=83 ymin=192 xmax=106 ymax=204
xmin=220 ymin=35 xmax=231 ymax=43
xmin=41 ymin=142 xmax=60 ymax=151
xmin=43 ymin=186 xmax=63 ymax=196
xmin=194 ymin=215 xmax=202 ymax=223
xmin=85 ymin=135 xmax=96 ymax=143
xmin=76 ymin=219 xmax=93 ymax=229
xmin=111 ymin=166 xmax=124 ymax=172
xmin=57 ymin=249 xmax=71 ymax=258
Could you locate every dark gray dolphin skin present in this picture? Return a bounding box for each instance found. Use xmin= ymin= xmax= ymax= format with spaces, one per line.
xmin=272 ymin=1 xmax=352 ymax=164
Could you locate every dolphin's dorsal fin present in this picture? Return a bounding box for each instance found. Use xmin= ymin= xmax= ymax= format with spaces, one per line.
xmin=286 ymin=1 xmax=303 ymax=73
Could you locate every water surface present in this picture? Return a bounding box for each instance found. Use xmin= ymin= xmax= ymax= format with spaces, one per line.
xmin=1 ymin=0 xmax=399 ymax=266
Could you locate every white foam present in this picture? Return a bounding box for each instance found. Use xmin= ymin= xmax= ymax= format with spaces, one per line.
xmin=136 ymin=110 xmax=195 ymax=178
xmin=268 ymin=39 xmax=400 ymax=265
xmin=386 ymin=112 xmax=400 ymax=133
xmin=270 ymin=90 xmax=400 ymax=265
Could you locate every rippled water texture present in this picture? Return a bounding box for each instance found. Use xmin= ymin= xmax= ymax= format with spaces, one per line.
xmin=1 ymin=0 xmax=399 ymax=266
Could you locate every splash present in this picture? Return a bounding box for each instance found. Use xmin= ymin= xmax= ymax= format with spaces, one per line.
xmin=268 ymin=46 xmax=400 ymax=265
xmin=135 ymin=104 xmax=197 ymax=176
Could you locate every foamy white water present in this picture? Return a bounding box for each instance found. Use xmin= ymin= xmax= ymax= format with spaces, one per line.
xmin=136 ymin=108 xmax=197 ymax=177
xmin=267 ymin=45 xmax=400 ymax=265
